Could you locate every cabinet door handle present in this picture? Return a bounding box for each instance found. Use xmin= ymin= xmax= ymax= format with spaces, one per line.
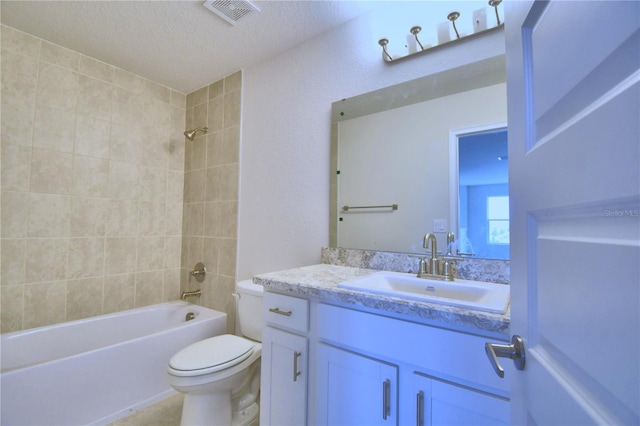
xmin=269 ymin=307 xmax=292 ymax=316
xmin=382 ymin=379 xmax=391 ymax=420
xmin=293 ymin=351 xmax=302 ymax=382
xmin=416 ymin=391 xmax=424 ymax=426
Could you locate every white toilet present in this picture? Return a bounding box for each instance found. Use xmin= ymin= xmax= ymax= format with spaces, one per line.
xmin=167 ymin=280 xmax=264 ymax=426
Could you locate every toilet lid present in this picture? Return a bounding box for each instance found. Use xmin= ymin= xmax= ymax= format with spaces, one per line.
xmin=169 ymin=334 xmax=255 ymax=375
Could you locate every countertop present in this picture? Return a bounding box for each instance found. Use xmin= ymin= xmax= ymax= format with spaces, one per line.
xmin=254 ymin=264 xmax=510 ymax=337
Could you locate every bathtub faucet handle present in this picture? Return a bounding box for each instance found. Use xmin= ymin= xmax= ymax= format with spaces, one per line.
xmin=190 ymin=262 xmax=206 ymax=283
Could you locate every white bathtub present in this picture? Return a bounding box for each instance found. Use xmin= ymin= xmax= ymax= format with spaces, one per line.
xmin=0 ymin=301 xmax=226 ymax=425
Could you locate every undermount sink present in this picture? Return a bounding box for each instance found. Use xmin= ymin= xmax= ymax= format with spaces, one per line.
xmin=337 ymin=271 xmax=510 ymax=314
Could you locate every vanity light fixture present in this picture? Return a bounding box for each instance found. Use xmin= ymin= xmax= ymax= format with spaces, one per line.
xmin=377 ymin=0 xmax=504 ymax=63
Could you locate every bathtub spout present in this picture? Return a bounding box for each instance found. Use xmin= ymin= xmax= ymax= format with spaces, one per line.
xmin=181 ymin=289 xmax=202 ymax=300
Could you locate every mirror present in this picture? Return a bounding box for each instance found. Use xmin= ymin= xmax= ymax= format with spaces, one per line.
xmin=330 ymin=55 xmax=508 ymax=259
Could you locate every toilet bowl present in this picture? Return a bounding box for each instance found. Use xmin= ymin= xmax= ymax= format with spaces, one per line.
xmin=167 ymin=280 xmax=264 ymax=426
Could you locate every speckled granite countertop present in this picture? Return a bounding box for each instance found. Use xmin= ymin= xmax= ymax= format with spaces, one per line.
xmin=254 ymin=264 xmax=510 ymax=337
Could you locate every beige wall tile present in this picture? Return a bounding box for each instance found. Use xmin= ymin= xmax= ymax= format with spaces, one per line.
xmin=208 ymin=80 xmax=224 ymax=100
xmin=222 ymin=126 xmax=240 ymax=164
xmin=33 ymin=105 xmax=76 ymax=153
xmin=137 ymin=236 xmax=165 ymax=271
xmin=72 ymin=156 xmax=109 ymax=197
xmin=144 ymin=79 xmax=170 ymax=103
xmin=171 ymin=107 xmax=186 ymax=141
xmin=186 ymin=86 xmax=208 ymax=109
xmin=1 ymin=191 xmax=29 ymax=238
xmin=67 ymin=277 xmax=103 ymax=320
xmin=189 ymin=169 xmax=206 ymax=203
xmin=204 ymin=167 xmax=222 ymax=202
xmin=105 ymin=199 xmax=138 ymax=236
xmin=109 ymin=123 xmax=141 ymax=163
xmin=202 ymin=237 xmax=219 ymax=275
xmin=193 ymin=102 xmax=208 ymax=130
xmin=164 ymin=236 xmax=182 ymax=269
xmin=1 ymin=143 xmax=31 ymax=191
xmin=170 ymin=90 xmax=187 ymax=109
xmin=113 ymin=68 xmax=145 ymax=93
xmin=224 ymin=71 xmax=242 ymax=93
xmin=165 ymin=203 xmax=183 ymax=236
xmin=1 ymin=49 xmax=38 ymax=101
xmin=219 ymin=201 xmax=238 ymax=238
xmin=67 ymin=237 xmax=105 ymax=279
xmin=108 ymin=161 xmax=139 ymax=200
xmin=74 ymin=115 xmax=110 ymax=158
xmin=138 ymin=202 xmax=166 ymax=236
xmin=218 ymin=238 xmax=237 ymax=277
xmin=139 ymin=167 xmax=167 ymax=202
xmin=167 ymin=139 xmax=186 ymax=172
xmin=163 ymin=269 xmax=181 ymax=302
xmin=105 ymin=237 xmax=137 ymax=274
xmin=79 ymin=56 xmax=114 ymax=83
xmin=206 ymin=131 xmax=223 ymax=168
xmin=140 ymin=126 xmax=168 ymax=169
xmin=30 ymin=148 xmax=73 ymax=194
xmin=220 ymin=164 xmax=239 ymax=200
xmin=40 ymin=41 xmax=80 ymax=70
xmin=190 ymin=136 xmax=207 ymax=171
xmin=25 ymin=238 xmax=68 ymax=283
xmin=1 ymin=285 xmax=24 ymax=333
xmin=1 ymin=239 xmax=26 ymax=286
xmin=23 ymin=281 xmax=67 ymax=329
xmin=135 ymin=271 xmax=164 ymax=307
xmin=167 ymin=171 xmax=185 ymax=204
xmin=207 ymin=96 xmax=224 ymax=132
xmin=1 ymin=98 xmax=35 ymax=146
xmin=1 ymin=25 xmax=41 ymax=58
xmin=188 ymin=203 xmax=205 ymax=236
xmin=77 ymin=75 xmax=112 ymax=121
xmin=37 ymin=63 xmax=79 ymax=111
xmin=186 ymin=236 xmax=204 ymax=269
xmin=27 ymin=193 xmax=71 ymax=237
xmin=224 ymin=90 xmax=241 ymax=128
xmin=103 ymin=273 xmax=135 ymax=314
xmin=204 ymin=202 xmax=221 ymax=237
xmin=70 ymin=197 xmax=108 ymax=237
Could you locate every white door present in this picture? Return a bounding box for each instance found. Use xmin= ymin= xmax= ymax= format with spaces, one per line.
xmin=505 ymin=1 xmax=639 ymax=424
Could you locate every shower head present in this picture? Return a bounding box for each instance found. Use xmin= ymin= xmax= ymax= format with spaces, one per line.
xmin=184 ymin=127 xmax=208 ymax=141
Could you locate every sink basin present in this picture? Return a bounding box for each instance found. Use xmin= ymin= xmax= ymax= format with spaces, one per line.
xmin=337 ymin=271 xmax=510 ymax=314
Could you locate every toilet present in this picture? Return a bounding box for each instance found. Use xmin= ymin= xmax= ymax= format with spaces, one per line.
xmin=167 ymin=280 xmax=264 ymax=426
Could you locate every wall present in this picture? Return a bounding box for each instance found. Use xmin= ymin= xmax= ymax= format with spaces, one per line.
xmin=336 ymin=83 xmax=507 ymax=253
xmin=238 ymin=10 xmax=506 ymax=279
xmin=0 ymin=26 xmax=186 ymax=332
xmin=181 ymin=73 xmax=241 ymax=334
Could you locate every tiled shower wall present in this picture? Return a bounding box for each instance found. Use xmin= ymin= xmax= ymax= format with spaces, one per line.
xmin=181 ymin=74 xmax=241 ymax=334
xmin=0 ymin=26 xmax=188 ymax=332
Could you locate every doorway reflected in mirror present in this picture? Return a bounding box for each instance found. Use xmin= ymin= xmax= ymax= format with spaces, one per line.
xmin=454 ymin=127 xmax=509 ymax=260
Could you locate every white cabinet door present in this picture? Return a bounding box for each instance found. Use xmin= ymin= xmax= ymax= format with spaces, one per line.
xmin=260 ymin=326 xmax=308 ymax=426
xmin=316 ymin=343 xmax=398 ymax=426
xmin=412 ymin=373 xmax=509 ymax=426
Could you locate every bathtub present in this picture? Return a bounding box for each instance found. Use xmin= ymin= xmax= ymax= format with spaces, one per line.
xmin=0 ymin=301 xmax=226 ymax=426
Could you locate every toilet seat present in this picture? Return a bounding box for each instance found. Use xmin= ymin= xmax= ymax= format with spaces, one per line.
xmin=168 ymin=334 xmax=255 ymax=377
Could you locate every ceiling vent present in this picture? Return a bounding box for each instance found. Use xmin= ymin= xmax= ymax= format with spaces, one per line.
xmin=202 ymin=1 xmax=260 ymax=25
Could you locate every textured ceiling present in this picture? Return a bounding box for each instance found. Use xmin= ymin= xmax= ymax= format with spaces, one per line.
xmin=0 ymin=0 xmax=376 ymax=93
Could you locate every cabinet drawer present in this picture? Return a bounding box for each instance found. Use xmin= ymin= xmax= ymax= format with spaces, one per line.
xmin=264 ymin=292 xmax=309 ymax=333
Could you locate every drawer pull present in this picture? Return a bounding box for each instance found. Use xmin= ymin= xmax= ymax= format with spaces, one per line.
xmin=269 ymin=307 xmax=292 ymax=316
xmin=382 ymin=379 xmax=391 ymax=420
xmin=293 ymin=351 xmax=302 ymax=382
xmin=416 ymin=391 xmax=424 ymax=426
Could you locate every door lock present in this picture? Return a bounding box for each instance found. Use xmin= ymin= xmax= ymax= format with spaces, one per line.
xmin=485 ymin=335 xmax=526 ymax=378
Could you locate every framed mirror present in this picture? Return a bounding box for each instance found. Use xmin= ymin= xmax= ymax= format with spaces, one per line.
xmin=330 ymin=55 xmax=508 ymax=260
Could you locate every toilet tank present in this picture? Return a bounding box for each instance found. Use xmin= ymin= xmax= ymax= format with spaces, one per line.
xmin=236 ymin=280 xmax=264 ymax=341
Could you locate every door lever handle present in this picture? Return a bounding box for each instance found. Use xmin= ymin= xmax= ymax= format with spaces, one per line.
xmin=485 ymin=335 xmax=526 ymax=378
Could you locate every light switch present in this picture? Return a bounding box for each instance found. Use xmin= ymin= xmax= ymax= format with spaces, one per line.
xmin=433 ymin=219 xmax=448 ymax=232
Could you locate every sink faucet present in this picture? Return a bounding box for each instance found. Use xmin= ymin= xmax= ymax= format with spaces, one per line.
xmin=419 ymin=233 xmax=454 ymax=281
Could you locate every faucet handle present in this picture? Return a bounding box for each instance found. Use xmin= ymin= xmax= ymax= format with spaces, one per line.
xmin=418 ymin=257 xmax=428 ymax=275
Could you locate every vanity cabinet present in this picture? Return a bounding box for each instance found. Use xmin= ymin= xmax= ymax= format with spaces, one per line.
xmin=260 ymin=292 xmax=309 ymax=426
xmin=315 ymin=303 xmax=510 ymax=426
xmin=260 ymin=289 xmax=510 ymax=426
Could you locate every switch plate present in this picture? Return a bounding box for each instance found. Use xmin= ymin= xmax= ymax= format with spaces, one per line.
xmin=433 ymin=219 xmax=448 ymax=232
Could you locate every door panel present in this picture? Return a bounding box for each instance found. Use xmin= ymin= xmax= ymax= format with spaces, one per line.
xmin=506 ymin=0 xmax=640 ymax=424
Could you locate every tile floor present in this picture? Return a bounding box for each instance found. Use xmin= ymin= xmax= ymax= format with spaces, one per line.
xmin=109 ymin=393 xmax=183 ymax=426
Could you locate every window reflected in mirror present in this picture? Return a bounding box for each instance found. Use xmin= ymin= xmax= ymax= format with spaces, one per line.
xmin=455 ymin=128 xmax=509 ymax=260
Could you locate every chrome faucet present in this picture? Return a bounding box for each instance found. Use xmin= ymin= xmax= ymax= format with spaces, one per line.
xmin=446 ymin=232 xmax=455 ymax=256
xmin=418 ymin=233 xmax=454 ymax=281
xmin=181 ymin=289 xmax=201 ymax=300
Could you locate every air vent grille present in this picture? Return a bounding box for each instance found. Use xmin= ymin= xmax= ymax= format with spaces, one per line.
xmin=202 ymin=0 xmax=260 ymax=25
